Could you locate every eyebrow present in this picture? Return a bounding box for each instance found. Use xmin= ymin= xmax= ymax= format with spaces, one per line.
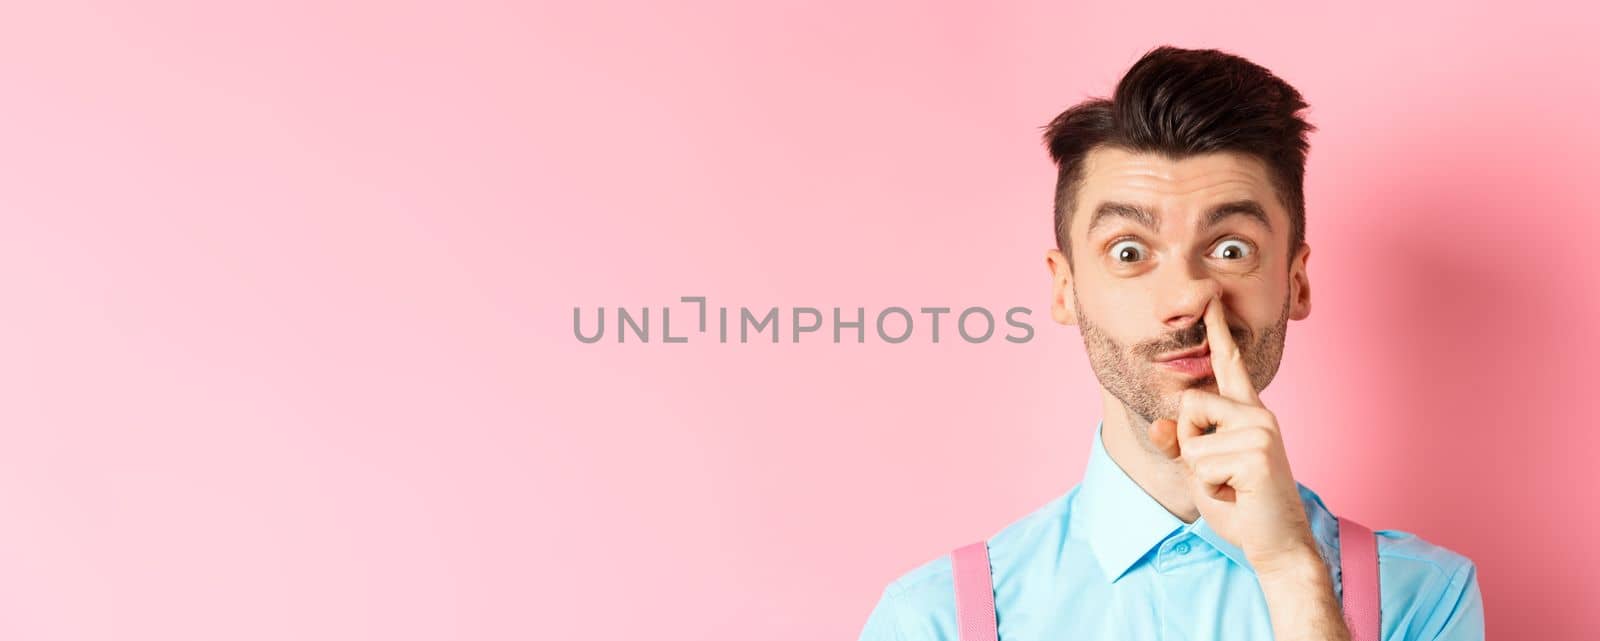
xmin=1085 ymin=199 xmax=1274 ymax=235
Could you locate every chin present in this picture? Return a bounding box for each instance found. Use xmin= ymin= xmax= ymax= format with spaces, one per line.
xmin=1154 ymin=377 xmax=1216 ymax=412
xmin=1155 ymin=370 xmax=1214 ymax=390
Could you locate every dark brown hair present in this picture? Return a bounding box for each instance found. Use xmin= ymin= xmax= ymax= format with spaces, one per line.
xmin=1043 ymin=46 xmax=1315 ymax=269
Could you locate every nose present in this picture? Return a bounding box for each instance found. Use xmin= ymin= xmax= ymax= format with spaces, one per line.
xmin=1157 ymin=265 xmax=1222 ymax=333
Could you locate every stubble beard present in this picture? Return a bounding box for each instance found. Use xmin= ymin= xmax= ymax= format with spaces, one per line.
xmin=1073 ymin=287 xmax=1290 ymax=452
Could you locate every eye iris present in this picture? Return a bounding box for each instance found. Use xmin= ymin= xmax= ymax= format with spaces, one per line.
xmin=1118 ymin=246 xmax=1139 ymax=262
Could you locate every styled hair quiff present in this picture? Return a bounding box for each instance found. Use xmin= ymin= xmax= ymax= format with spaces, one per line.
xmin=1043 ymin=46 xmax=1316 ymax=269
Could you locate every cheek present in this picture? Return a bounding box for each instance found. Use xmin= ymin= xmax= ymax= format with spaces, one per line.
xmin=1226 ymin=281 xmax=1292 ymax=330
xmin=1081 ymin=274 xmax=1157 ymax=319
xmin=1078 ymin=283 xmax=1152 ymax=343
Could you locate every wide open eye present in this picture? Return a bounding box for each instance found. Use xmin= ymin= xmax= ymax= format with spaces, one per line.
xmin=1109 ymin=239 xmax=1148 ymax=263
xmin=1210 ymin=238 xmax=1253 ymax=261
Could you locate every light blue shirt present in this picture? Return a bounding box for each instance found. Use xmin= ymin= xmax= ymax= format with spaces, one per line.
xmin=857 ymin=420 xmax=1483 ymax=640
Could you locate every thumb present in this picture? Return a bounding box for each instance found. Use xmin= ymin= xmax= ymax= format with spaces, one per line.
xmin=1149 ymin=418 xmax=1181 ymax=460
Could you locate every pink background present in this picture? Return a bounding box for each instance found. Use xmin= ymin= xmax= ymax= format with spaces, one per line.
xmin=2 ymin=1 xmax=1596 ymax=639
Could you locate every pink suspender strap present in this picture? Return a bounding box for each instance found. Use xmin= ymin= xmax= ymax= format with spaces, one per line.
xmin=951 ymin=541 xmax=998 ymax=641
xmin=1337 ymin=516 xmax=1381 ymax=641
xmin=951 ymin=518 xmax=1380 ymax=641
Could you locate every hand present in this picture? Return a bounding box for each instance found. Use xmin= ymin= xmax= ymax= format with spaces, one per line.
xmin=1149 ymin=294 xmax=1318 ymax=571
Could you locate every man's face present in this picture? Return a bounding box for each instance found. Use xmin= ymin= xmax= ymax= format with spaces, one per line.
xmin=1045 ymin=147 xmax=1312 ymax=429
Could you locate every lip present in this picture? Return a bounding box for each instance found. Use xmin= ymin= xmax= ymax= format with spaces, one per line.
xmin=1155 ymin=343 xmax=1213 ymax=379
xmin=1154 ymin=343 xmax=1209 ymax=362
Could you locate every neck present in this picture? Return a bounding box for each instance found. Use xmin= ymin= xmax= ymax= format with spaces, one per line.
xmin=1099 ymin=389 xmax=1201 ymax=524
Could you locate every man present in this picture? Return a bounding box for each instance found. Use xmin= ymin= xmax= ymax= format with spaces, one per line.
xmin=855 ymin=46 xmax=1483 ymax=641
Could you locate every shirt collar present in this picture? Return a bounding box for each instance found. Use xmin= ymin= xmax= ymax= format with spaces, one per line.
xmin=1072 ymin=419 xmax=1339 ymax=582
xmin=1075 ymin=419 xmax=1184 ymax=582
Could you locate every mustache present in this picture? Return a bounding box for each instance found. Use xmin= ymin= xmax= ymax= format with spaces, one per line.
xmin=1136 ymin=321 xmax=1249 ymax=359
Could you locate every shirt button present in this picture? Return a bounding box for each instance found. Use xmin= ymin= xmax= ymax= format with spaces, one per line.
xmin=1174 ymin=541 xmax=1191 ymax=555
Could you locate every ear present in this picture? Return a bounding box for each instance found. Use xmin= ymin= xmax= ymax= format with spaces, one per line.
xmin=1288 ymin=242 xmax=1312 ymax=321
xmin=1046 ymin=248 xmax=1078 ymax=326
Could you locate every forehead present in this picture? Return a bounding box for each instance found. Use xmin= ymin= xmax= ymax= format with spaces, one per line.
xmin=1074 ymin=147 xmax=1285 ymax=234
